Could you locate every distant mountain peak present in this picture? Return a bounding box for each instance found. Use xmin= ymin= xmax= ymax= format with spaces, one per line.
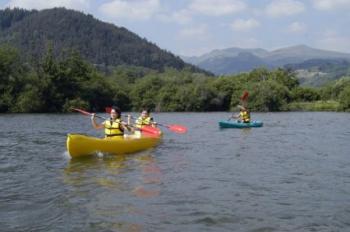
xmin=181 ymin=44 xmax=350 ymax=75
xmin=286 ymin=44 xmax=312 ymax=49
xmin=271 ymin=44 xmax=322 ymax=53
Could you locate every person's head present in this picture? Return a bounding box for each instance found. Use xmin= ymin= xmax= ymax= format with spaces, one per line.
xmin=238 ymin=105 xmax=246 ymax=111
xmin=110 ymin=107 xmax=121 ymax=119
xmin=141 ymin=109 xmax=150 ymax=118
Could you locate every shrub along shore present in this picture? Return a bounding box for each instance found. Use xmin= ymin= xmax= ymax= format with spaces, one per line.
xmin=1 ymin=45 xmax=350 ymax=113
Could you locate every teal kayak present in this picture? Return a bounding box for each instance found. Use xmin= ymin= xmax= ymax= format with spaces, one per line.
xmin=219 ymin=120 xmax=263 ymax=128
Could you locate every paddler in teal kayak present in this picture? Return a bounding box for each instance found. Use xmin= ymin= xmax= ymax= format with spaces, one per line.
xmin=230 ymin=105 xmax=251 ymax=123
xmin=91 ymin=107 xmax=131 ymax=138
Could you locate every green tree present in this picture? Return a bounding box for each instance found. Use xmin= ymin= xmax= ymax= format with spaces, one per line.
xmin=247 ymin=81 xmax=290 ymax=111
xmin=270 ymin=68 xmax=299 ymax=90
xmin=291 ymin=87 xmax=320 ymax=101
xmin=0 ymin=45 xmax=26 ymax=112
xmin=339 ymin=86 xmax=350 ymax=111
xmin=62 ymin=98 xmax=90 ymax=112
xmin=130 ymin=75 xmax=164 ymax=110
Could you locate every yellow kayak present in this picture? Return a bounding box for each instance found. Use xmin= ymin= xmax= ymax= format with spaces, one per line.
xmin=66 ymin=133 xmax=162 ymax=158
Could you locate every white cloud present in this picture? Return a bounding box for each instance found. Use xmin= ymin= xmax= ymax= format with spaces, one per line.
xmin=311 ymin=0 xmax=350 ymax=10
xmin=157 ymin=9 xmax=192 ymax=25
xmin=159 ymin=0 xmax=247 ymax=25
xmin=231 ymin=18 xmax=260 ymax=31
xmin=322 ymin=29 xmax=338 ymax=37
xmin=178 ymin=24 xmax=209 ymax=40
xmin=287 ymin=21 xmax=306 ymax=34
xmin=99 ymin=0 xmax=161 ymax=21
xmin=176 ymin=24 xmax=213 ymax=56
xmin=189 ymin=0 xmax=246 ymax=16
xmin=177 ymin=46 xmax=212 ymax=57
xmin=265 ymin=0 xmax=305 ymax=17
xmin=6 ymin=0 xmax=90 ymax=11
xmin=315 ymin=34 xmax=350 ymax=53
xmin=231 ymin=37 xmax=260 ymax=48
xmin=251 ymin=8 xmax=264 ymax=17
xmin=178 ymin=45 xmax=217 ymax=56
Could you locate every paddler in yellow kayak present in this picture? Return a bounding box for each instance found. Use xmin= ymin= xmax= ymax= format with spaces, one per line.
xmin=91 ymin=107 xmax=131 ymax=138
xmin=135 ymin=109 xmax=157 ymax=128
xmin=128 ymin=109 xmax=158 ymax=136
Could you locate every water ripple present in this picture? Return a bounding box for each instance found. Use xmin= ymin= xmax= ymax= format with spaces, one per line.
xmin=1 ymin=113 xmax=350 ymax=231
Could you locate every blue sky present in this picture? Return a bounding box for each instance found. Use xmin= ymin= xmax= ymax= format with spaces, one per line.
xmin=1 ymin=0 xmax=350 ymax=56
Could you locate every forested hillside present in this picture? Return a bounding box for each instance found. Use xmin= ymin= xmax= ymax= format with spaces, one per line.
xmin=0 ymin=8 xmax=203 ymax=72
xmin=285 ymin=59 xmax=350 ymax=86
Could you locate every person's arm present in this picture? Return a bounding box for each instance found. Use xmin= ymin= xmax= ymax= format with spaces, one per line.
xmin=91 ymin=114 xmax=104 ymax=129
xmin=231 ymin=113 xmax=239 ymax=119
xmin=127 ymin=115 xmax=131 ymax=125
xmin=121 ymin=119 xmax=133 ymax=132
xmin=228 ymin=113 xmax=237 ymax=121
xmin=125 ymin=115 xmax=134 ymax=132
xmin=150 ymin=117 xmax=157 ymax=127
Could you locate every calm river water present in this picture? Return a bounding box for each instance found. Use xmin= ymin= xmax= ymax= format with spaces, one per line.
xmin=0 ymin=112 xmax=350 ymax=232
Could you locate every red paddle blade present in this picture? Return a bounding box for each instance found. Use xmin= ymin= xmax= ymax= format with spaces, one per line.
xmin=240 ymin=91 xmax=249 ymax=101
xmin=105 ymin=107 xmax=112 ymax=114
xmin=167 ymin=124 xmax=187 ymax=134
xmin=72 ymin=108 xmax=92 ymax=116
xmin=140 ymin=126 xmax=162 ymax=136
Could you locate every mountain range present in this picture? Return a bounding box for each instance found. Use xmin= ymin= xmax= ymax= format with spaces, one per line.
xmin=182 ymin=45 xmax=350 ymax=78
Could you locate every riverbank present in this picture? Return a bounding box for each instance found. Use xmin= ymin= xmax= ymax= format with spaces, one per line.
xmin=287 ymin=100 xmax=341 ymax=111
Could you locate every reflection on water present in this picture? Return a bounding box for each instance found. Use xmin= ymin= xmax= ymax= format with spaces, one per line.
xmin=133 ymin=154 xmax=162 ymax=198
xmin=64 ymin=152 xmax=162 ymax=197
xmin=63 ymin=151 xmax=163 ymax=231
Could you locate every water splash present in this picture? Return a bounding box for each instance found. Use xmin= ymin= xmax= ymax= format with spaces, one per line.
xmin=62 ymin=151 xmax=71 ymax=160
xmin=97 ymin=152 xmax=104 ymax=158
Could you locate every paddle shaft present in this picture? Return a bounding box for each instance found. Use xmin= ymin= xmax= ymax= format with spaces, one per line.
xmin=123 ymin=115 xmax=187 ymax=134
xmin=124 ymin=115 xmax=168 ymax=128
xmin=93 ymin=114 xmax=107 ymax=120
xmin=72 ymin=108 xmax=106 ymax=119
